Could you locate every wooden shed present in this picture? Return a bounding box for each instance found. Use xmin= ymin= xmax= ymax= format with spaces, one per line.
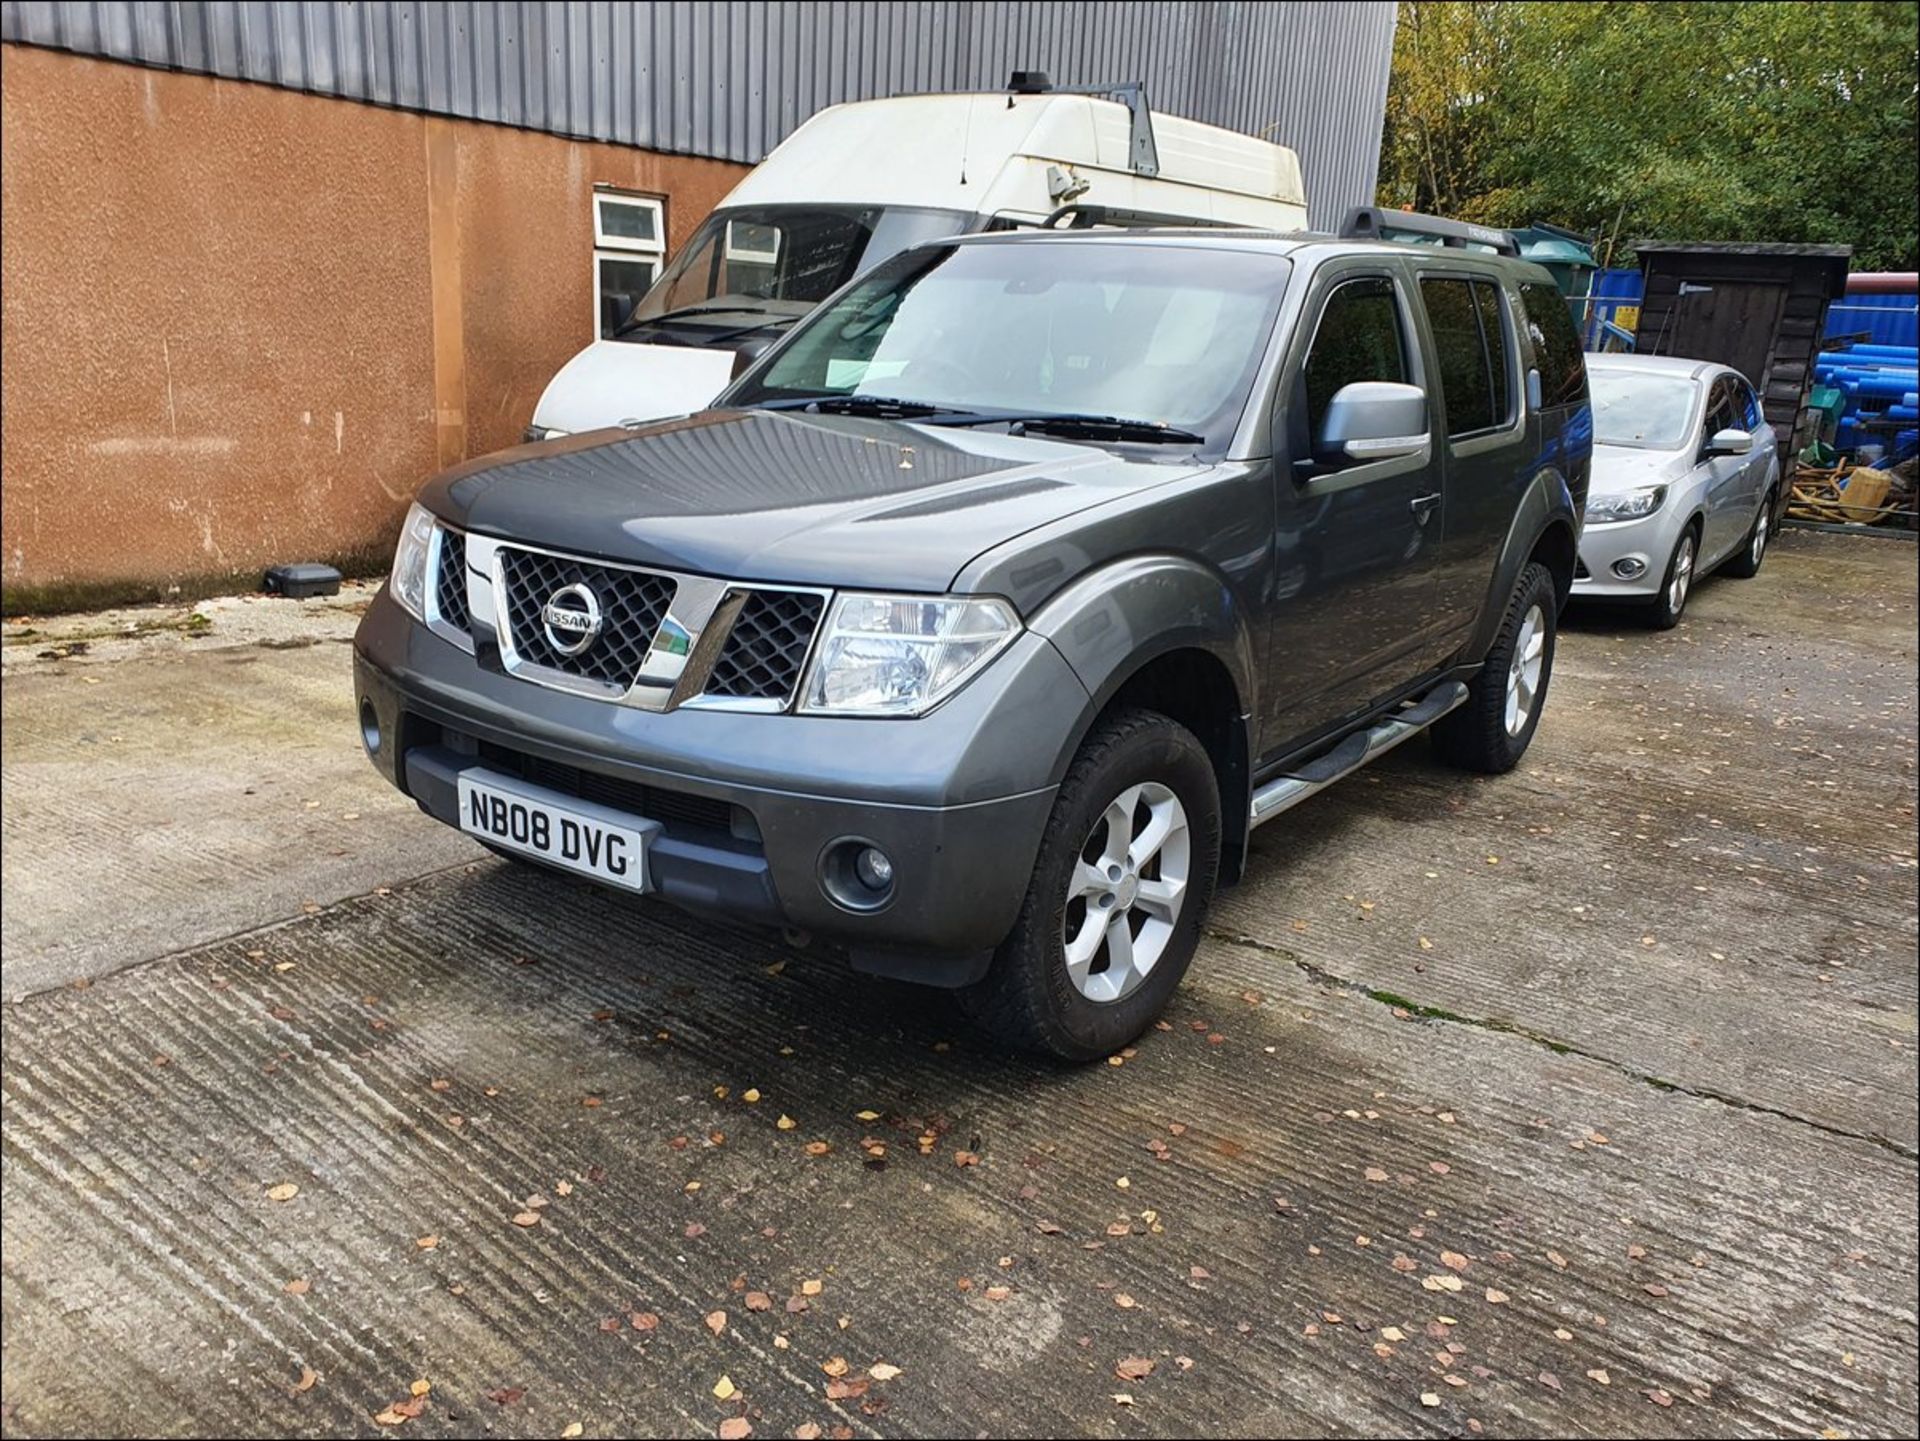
xmin=1630 ymin=242 xmax=1852 ymax=476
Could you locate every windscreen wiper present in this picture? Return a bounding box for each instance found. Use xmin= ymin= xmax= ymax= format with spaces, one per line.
xmin=753 ymin=394 xmax=960 ymax=419
xmin=614 ymin=302 xmax=774 ymax=339
xmin=936 ymin=411 xmax=1207 ymax=445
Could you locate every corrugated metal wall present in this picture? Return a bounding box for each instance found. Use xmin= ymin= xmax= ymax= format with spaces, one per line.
xmin=0 ymin=1 xmax=1395 ymax=223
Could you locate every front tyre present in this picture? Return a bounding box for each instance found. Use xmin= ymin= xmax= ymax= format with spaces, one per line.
xmin=962 ymin=709 xmax=1221 ymax=1061
xmin=1432 ymin=560 xmax=1558 ymax=775
xmin=1645 ymin=524 xmax=1699 ymax=629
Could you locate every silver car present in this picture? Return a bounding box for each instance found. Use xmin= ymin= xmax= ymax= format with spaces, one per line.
xmin=1574 ymin=355 xmax=1780 ymax=627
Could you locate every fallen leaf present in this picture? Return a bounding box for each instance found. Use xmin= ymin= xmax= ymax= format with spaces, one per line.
xmin=718 ymin=1420 xmax=752 ymax=1441
xmin=954 ymin=1150 xmax=980 ymax=1167
xmin=1627 ymin=1243 xmax=1647 ymax=1260
xmin=630 ymin=1312 xmax=659 ymax=1331
xmin=804 ymin=1141 xmax=831 ymax=1156
xmin=685 ymin=1222 xmax=707 ymax=1239
xmin=745 ymin=1291 xmax=773 ymax=1312
xmin=1645 ymin=1283 xmax=1671 ymax=1297
xmin=984 ymin=1285 xmax=1011 ymax=1302
xmin=743 ymin=1089 xmax=762 ymax=1103
xmin=1423 ymin=1275 xmax=1464 ymax=1292
xmin=776 ymin=1115 xmax=797 ymax=1131
xmin=1538 ymin=1371 xmax=1563 ymax=1391
xmin=1111 ymin=1393 xmax=1135 ymax=1407
xmin=1647 ymin=1388 xmax=1674 ymax=1407
xmin=1381 ymin=1326 xmax=1406 ymax=1342
xmin=1113 ymin=1293 xmax=1137 ymax=1309
xmin=555 ymin=1180 xmax=574 ymax=1196
xmin=1485 ymin=1288 xmax=1510 ymax=1304
xmin=793 ymin=1426 xmax=823 ymax=1441
xmin=1587 ymin=1368 xmax=1612 ymax=1386
xmin=802 ymin=1279 xmax=824 ymax=1296
xmin=785 ymin=1295 xmax=809 ymax=1314
xmin=869 ymin=1363 xmax=902 ymax=1381
xmin=1441 ymin=1250 xmax=1470 ymax=1272
xmin=283 ymin=1277 xmax=311 ymax=1295
xmin=511 ymin=1211 xmax=541 ymax=1228
xmin=294 ymin=1366 xmax=318 ymax=1393
xmin=705 ymin=1310 xmax=727 ymax=1335
xmin=822 ymin=1357 xmax=849 ymax=1378
xmin=1547 ymin=1249 xmax=1568 ymax=1269
xmin=1115 ymin=1357 xmax=1155 ymax=1381
xmin=415 ymin=1236 xmax=439 ymax=1250
xmin=484 ymin=1386 xmax=524 ymax=1406
xmin=1391 ymin=1254 xmax=1419 ymax=1273
xmin=266 ymin=1183 xmax=300 ymax=1203
xmin=1421 ymin=1392 xmax=1441 ymax=1407
xmin=1364 ymin=1167 xmax=1390 ymax=1183
xmin=562 ymin=1426 xmax=583 ymax=1440
xmin=713 ymin=1375 xmax=737 ymax=1400
xmin=1429 ymin=1161 xmax=1452 ymax=1175
xmin=1036 ymin=1220 xmax=1063 ymax=1235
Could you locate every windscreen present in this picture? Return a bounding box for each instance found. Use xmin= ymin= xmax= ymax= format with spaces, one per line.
xmin=620 ymin=205 xmax=972 ymax=336
xmin=730 ymin=241 xmax=1292 ymax=450
xmin=1589 ymin=369 xmax=1701 ymax=450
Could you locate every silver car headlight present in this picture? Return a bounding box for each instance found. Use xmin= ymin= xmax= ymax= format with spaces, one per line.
xmin=1586 ymin=484 xmax=1668 ymax=523
xmin=800 ymin=593 xmax=1020 ymax=716
xmin=389 ymin=502 xmax=437 ymax=621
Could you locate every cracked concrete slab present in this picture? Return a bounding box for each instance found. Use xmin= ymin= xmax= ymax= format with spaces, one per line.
xmin=1 ymin=530 xmax=1915 ymax=1438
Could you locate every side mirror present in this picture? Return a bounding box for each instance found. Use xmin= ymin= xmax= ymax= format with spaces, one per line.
xmin=1318 ymin=381 xmax=1429 ymax=464
xmin=1705 ymin=427 xmax=1753 ymax=457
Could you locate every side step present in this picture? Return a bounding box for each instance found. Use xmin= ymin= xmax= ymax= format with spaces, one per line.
xmin=1249 ymin=681 xmax=1470 ymax=827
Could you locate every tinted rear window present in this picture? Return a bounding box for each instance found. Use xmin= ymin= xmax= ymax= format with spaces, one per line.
xmin=1519 ymin=281 xmax=1588 ymax=407
xmin=1421 ymin=278 xmax=1495 ymax=435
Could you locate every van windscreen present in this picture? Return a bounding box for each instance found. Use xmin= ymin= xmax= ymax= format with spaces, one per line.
xmin=618 ymin=205 xmax=972 ymax=339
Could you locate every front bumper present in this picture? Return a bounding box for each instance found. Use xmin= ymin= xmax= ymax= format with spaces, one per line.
xmin=1572 ymin=508 xmax=1681 ymax=600
xmin=353 ymin=588 xmax=1084 ymax=986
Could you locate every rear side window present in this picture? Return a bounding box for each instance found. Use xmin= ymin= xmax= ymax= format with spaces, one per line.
xmin=1473 ymin=282 xmax=1511 ymax=423
xmin=1303 ymin=276 xmax=1409 ymax=440
xmin=1519 ymin=280 xmax=1587 ymax=407
xmin=1421 ymin=278 xmax=1499 ymax=436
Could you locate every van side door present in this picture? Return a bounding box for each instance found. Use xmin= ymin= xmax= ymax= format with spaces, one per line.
xmin=1261 ymin=261 xmax=1449 ymax=754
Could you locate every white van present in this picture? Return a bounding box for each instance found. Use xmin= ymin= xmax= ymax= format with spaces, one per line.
xmin=526 ymin=77 xmax=1309 ymax=438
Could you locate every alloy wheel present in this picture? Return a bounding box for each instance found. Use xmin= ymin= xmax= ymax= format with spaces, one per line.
xmin=1062 ymin=781 xmax=1190 ymax=1004
xmin=1505 ymin=603 xmax=1547 ymax=737
xmin=1669 ymin=534 xmax=1695 ymax=617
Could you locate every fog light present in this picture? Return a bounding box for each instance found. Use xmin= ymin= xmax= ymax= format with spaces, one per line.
xmin=359 ymin=699 xmax=382 ymax=754
xmin=855 ymin=846 xmax=894 ymax=892
xmin=1612 ymin=557 xmax=1648 ymax=580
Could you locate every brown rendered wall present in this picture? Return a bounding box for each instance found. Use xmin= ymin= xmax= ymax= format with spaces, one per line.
xmin=0 ymin=45 xmax=746 ymax=605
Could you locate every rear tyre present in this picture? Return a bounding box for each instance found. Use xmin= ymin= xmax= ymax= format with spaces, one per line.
xmin=1432 ymin=560 xmax=1558 ymax=775
xmin=1721 ymin=493 xmax=1773 ymax=579
xmin=1645 ymin=524 xmax=1699 ymax=629
xmin=961 ymin=709 xmax=1221 ymax=1061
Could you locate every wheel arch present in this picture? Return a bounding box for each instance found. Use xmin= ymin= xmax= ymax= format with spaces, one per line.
xmin=1026 ymin=555 xmax=1256 ymax=883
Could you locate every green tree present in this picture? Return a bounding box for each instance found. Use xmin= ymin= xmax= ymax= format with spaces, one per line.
xmin=1380 ymin=1 xmax=1919 ymax=270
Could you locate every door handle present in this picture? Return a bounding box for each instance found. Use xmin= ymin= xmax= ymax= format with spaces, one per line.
xmin=1410 ymin=492 xmax=1442 ymax=521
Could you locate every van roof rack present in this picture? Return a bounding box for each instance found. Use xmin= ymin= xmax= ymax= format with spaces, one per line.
xmin=1339 ymin=206 xmax=1519 ymax=257
xmin=1005 ymin=71 xmax=1158 ymax=178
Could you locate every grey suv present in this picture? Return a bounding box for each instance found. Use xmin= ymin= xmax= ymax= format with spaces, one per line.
xmin=354 ymin=219 xmax=1591 ymax=1060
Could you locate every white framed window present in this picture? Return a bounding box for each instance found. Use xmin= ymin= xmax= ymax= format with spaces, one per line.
xmin=592 ymin=188 xmax=666 ymax=338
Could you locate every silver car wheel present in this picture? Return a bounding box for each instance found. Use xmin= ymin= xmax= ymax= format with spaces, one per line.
xmin=1669 ymin=533 xmax=1695 ymax=616
xmin=1504 ymin=603 xmax=1547 ymax=737
xmin=1750 ymin=511 xmax=1768 ymax=567
xmin=1062 ymin=781 xmax=1190 ymax=1004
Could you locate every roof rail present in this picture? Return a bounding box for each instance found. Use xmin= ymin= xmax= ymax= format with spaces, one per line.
xmin=1339 ymin=206 xmax=1519 ymax=257
xmin=1033 ymin=202 xmax=1249 ymax=232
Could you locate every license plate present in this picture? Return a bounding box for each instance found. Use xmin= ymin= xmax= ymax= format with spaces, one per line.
xmin=456 ymin=768 xmax=656 ymax=892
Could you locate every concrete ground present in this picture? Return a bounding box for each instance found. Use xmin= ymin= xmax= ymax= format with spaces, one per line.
xmin=2 ymin=532 xmax=1915 ymax=1439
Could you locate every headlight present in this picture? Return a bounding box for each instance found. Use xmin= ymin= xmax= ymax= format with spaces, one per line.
xmin=800 ymin=593 xmax=1020 ymax=716
xmin=1586 ymin=485 xmax=1668 ymax=523
xmin=389 ymin=502 xmax=436 ymax=620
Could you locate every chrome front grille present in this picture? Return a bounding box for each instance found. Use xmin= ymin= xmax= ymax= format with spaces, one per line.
xmin=445 ymin=531 xmax=828 ymax=711
xmin=497 ymin=546 xmax=676 ymax=688
xmin=704 ymin=590 xmax=825 ymax=701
